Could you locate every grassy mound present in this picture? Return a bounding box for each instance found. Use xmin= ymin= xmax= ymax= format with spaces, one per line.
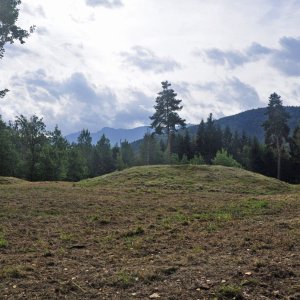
xmin=0 ymin=177 xmax=26 ymax=185
xmin=78 ymin=165 xmax=292 ymax=195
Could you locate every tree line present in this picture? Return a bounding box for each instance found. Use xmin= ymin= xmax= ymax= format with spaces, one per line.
xmin=0 ymin=108 xmax=299 ymax=183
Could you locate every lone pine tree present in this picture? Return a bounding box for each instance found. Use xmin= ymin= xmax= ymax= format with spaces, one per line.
xmin=262 ymin=93 xmax=290 ymax=180
xmin=150 ymin=81 xmax=186 ymax=154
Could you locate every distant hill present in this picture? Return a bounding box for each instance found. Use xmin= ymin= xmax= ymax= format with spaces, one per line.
xmin=66 ymin=126 xmax=153 ymax=145
xmin=189 ymin=106 xmax=300 ymax=141
xmin=66 ymin=106 xmax=300 ymax=145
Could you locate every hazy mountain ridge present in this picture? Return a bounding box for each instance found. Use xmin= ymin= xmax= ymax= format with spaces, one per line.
xmin=187 ymin=106 xmax=300 ymax=141
xmin=66 ymin=126 xmax=153 ymax=145
xmin=66 ymin=106 xmax=300 ymax=145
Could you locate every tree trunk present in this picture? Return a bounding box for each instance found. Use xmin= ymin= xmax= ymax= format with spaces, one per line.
xmin=167 ymin=131 xmax=172 ymax=156
xmin=276 ymin=137 xmax=281 ymax=180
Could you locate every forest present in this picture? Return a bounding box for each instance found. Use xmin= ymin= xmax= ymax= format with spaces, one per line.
xmin=1 ymin=88 xmax=299 ymax=183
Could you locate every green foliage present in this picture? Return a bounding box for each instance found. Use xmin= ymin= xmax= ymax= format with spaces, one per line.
xmin=263 ymin=93 xmax=290 ymax=179
xmin=0 ymin=116 xmax=19 ymax=176
xmin=14 ymin=115 xmax=48 ymax=180
xmin=212 ymin=149 xmax=242 ymax=168
xmin=0 ymin=233 xmax=8 ymax=248
xmin=150 ymin=81 xmax=186 ymax=135
xmin=189 ymin=155 xmax=205 ymax=165
xmin=139 ymin=133 xmax=163 ymax=165
xmin=77 ymin=129 xmax=93 ymax=176
xmin=0 ymin=0 xmax=35 ymax=97
xmin=92 ymin=135 xmax=115 ymax=176
xmin=217 ymin=284 xmax=243 ymax=299
xmin=67 ymin=146 xmax=88 ymax=181
xmin=120 ymin=140 xmax=135 ymax=167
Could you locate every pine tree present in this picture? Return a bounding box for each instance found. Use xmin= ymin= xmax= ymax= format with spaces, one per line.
xmin=262 ymin=93 xmax=290 ymax=179
xmin=120 ymin=140 xmax=135 ymax=167
xmin=196 ymin=119 xmax=205 ymax=156
xmin=77 ymin=129 xmax=93 ymax=176
xmin=139 ymin=133 xmax=162 ymax=165
xmin=150 ymin=81 xmax=186 ymax=154
xmin=92 ymin=135 xmax=115 ymax=176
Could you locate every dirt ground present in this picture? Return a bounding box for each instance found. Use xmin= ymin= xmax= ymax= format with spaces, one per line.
xmin=0 ymin=165 xmax=300 ymax=299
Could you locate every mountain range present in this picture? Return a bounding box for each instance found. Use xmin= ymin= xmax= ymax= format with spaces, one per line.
xmin=66 ymin=106 xmax=300 ymax=145
xmin=66 ymin=126 xmax=153 ymax=145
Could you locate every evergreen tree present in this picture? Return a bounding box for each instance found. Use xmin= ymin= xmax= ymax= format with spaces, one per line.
xmin=249 ymin=137 xmax=264 ymax=173
xmin=222 ymin=126 xmax=233 ymax=151
xmin=92 ymin=135 xmax=115 ymax=176
xmin=38 ymin=126 xmax=68 ymax=180
xmin=262 ymin=93 xmax=290 ymax=179
xmin=203 ymin=114 xmax=221 ymax=163
xmin=196 ymin=119 xmax=205 ymax=156
xmin=290 ymin=125 xmax=300 ymax=164
xmin=67 ymin=146 xmax=88 ymax=181
xmin=77 ymin=129 xmax=93 ymax=176
xmin=139 ymin=133 xmax=162 ymax=165
xmin=150 ymin=81 xmax=186 ymax=153
xmin=289 ymin=125 xmax=300 ymax=182
xmin=120 ymin=140 xmax=135 ymax=167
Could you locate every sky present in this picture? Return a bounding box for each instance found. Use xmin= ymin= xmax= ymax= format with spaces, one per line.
xmin=1 ymin=0 xmax=300 ymax=134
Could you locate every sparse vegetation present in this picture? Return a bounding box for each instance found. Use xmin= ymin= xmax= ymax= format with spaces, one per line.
xmin=0 ymin=165 xmax=299 ymax=298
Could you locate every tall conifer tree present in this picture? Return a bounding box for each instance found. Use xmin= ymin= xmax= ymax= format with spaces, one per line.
xmin=150 ymin=81 xmax=186 ymax=154
xmin=262 ymin=93 xmax=290 ymax=179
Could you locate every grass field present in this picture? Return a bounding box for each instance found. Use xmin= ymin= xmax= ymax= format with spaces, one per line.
xmin=0 ymin=165 xmax=300 ymax=299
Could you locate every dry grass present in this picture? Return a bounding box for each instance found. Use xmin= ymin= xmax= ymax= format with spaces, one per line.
xmin=0 ymin=165 xmax=300 ymax=299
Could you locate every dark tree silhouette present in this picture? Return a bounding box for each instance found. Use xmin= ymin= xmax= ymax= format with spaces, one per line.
xmin=150 ymin=81 xmax=186 ymax=153
xmin=262 ymin=93 xmax=290 ymax=180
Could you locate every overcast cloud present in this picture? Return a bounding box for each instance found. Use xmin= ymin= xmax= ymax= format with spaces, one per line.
xmin=1 ymin=0 xmax=300 ymax=134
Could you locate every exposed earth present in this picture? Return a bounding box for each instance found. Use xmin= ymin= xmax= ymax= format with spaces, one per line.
xmin=0 ymin=165 xmax=300 ymax=299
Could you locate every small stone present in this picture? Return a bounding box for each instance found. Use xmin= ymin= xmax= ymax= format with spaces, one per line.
xmin=64 ymin=268 xmax=68 ymax=271
xmin=131 ymin=293 xmax=137 ymax=296
xmin=221 ymin=279 xmax=226 ymax=283
xmin=245 ymin=272 xmax=252 ymax=276
xmin=149 ymin=293 xmax=160 ymax=298
xmin=200 ymin=283 xmax=210 ymax=290
xmin=13 ymin=285 xmax=17 ymax=289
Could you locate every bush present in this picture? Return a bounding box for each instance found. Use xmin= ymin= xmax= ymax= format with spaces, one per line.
xmin=212 ymin=149 xmax=242 ymax=168
xmin=189 ymin=155 xmax=205 ymax=165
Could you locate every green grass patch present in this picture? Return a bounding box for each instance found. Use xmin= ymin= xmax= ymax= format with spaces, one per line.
xmin=217 ymin=284 xmax=243 ymax=299
xmin=0 ymin=266 xmax=24 ymax=279
xmin=59 ymin=231 xmax=74 ymax=242
xmin=112 ymin=271 xmax=135 ymax=288
xmin=87 ymin=214 xmax=111 ymax=224
xmin=122 ymin=226 xmax=145 ymax=238
xmin=0 ymin=232 xmax=8 ymax=248
xmin=161 ymin=213 xmax=190 ymax=225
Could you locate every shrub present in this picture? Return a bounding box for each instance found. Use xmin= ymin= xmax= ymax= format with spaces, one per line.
xmin=212 ymin=149 xmax=242 ymax=168
xmin=189 ymin=155 xmax=205 ymax=165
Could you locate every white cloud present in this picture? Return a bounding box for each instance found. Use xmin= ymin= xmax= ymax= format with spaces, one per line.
xmin=1 ymin=0 xmax=300 ymax=134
